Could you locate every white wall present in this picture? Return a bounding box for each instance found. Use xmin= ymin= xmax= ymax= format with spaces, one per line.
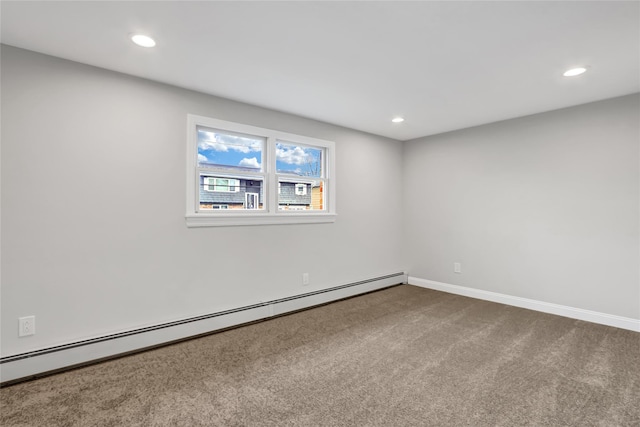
xmin=404 ymin=94 xmax=639 ymax=320
xmin=0 ymin=45 xmax=405 ymax=357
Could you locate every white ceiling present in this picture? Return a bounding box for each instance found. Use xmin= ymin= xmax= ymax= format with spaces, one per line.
xmin=1 ymin=1 xmax=638 ymax=141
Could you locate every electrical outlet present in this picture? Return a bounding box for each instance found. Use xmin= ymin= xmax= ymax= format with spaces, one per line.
xmin=454 ymin=262 xmax=462 ymax=274
xmin=19 ymin=316 xmax=36 ymax=337
xmin=302 ymin=273 xmax=310 ymax=286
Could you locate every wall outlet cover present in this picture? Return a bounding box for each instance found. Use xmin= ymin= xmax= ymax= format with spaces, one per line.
xmin=19 ymin=316 xmax=36 ymax=337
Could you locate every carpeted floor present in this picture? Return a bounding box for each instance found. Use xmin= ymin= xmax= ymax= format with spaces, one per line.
xmin=1 ymin=284 xmax=639 ymax=426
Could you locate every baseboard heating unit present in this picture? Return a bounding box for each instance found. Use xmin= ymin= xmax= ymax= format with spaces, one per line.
xmin=1 ymin=272 xmax=406 ymax=385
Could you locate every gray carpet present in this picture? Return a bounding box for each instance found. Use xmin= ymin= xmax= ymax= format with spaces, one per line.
xmin=1 ymin=285 xmax=639 ymax=426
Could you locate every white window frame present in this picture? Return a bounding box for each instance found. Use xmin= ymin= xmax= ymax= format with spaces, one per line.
xmin=186 ymin=115 xmax=336 ymax=227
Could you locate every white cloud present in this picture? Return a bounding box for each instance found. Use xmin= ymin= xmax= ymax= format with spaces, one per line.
xmin=198 ymin=140 xmax=228 ymax=152
xmin=198 ymin=153 xmax=208 ymax=163
xmin=199 ymin=131 xmax=262 ymax=153
xmin=239 ymin=157 xmax=261 ymax=169
xmin=276 ymin=145 xmax=311 ymax=165
xmin=229 ymin=139 xmax=262 ymax=154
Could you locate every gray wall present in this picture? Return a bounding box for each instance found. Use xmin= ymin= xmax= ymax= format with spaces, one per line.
xmin=403 ymin=94 xmax=639 ymax=319
xmin=0 ymin=46 xmax=405 ymax=356
xmin=2 ymin=45 xmax=638 ymax=361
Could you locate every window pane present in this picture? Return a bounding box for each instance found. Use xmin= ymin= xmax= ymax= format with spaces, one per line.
xmin=276 ymin=142 xmax=323 ymax=178
xmin=199 ymin=174 xmax=264 ymax=211
xmin=278 ymin=179 xmax=324 ymax=211
xmin=216 ymin=178 xmax=229 ymax=191
xmin=198 ymin=126 xmax=263 ymax=171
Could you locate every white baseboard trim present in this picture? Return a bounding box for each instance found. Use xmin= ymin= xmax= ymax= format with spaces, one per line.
xmin=408 ymin=277 xmax=640 ymax=333
xmin=1 ymin=273 xmax=407 ymax=385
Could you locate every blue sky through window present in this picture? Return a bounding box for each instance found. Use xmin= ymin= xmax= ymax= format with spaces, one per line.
xmin=198 ymin=127 xmax=323 ymax=178
xmin=197 ymin=127 xmax=263 ymax=170
xmin=276 ymin=142 xmax=322 ymax=177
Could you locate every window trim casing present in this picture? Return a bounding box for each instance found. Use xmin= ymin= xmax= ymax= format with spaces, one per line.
xmin=186 ymin=115 xmax=336 ymax=227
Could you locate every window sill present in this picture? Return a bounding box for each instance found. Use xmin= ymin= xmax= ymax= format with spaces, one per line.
xmin=185 ymin=213 xmax=337 ymax=227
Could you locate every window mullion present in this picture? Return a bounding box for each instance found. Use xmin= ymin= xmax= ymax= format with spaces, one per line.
xmin=267 ymin=137 xmax=277 ymax=214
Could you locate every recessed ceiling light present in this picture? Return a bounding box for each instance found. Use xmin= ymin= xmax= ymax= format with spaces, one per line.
xmin=391 ymin=117 xmax=405 ymax=123
xmin=563 ymin=67 xmax=587 ymax=77
xmin=131 ymin=34 xmax=156 ymax=48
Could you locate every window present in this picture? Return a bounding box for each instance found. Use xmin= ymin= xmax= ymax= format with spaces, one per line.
xmin=186 ymin=115 xmax=336 ymax=227
xmin=204 ymin=177 xmax=240 ymax=193
xmin=295 ymin=183 xmax=307 ymax=196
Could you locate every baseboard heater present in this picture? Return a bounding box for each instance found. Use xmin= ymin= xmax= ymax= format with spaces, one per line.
xmin=1 ymin=272 xmax=406 ymax=385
